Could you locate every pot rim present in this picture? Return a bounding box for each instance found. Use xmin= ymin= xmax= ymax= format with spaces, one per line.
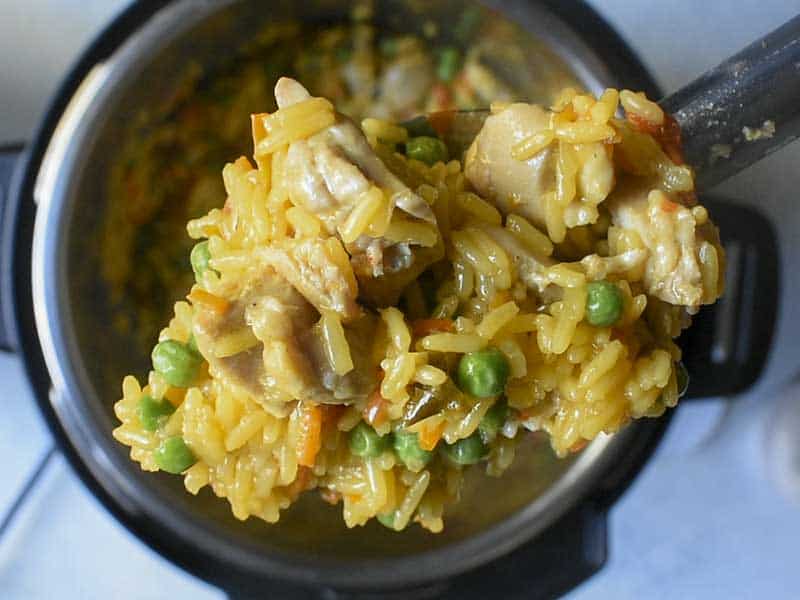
xmin=10 ymin=0 xmax=667 ymax=593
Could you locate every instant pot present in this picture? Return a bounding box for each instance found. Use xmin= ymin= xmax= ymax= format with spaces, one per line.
xmin=0 ymin=0 xmax=779 ymax=597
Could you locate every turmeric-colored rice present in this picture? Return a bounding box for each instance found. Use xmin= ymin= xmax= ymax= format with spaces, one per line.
xmin=114 ymin=81 xmax=723 ymax=533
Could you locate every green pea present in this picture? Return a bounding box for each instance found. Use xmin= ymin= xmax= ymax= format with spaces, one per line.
xmin=138 ymin=395 xmax=175 ymax=432
xmin=393 ymin=430 xmax=433 ymax=472
xmin=190 ymin=241 xmax=213 ymax=280
xmin=405 ymin=136 xmax=449 ymax=166
xmin=152 ymin=340 xmax=202 ymax=387
xmin=585 ymin=280 xmax=624 ymax=327
xmin=442 ymin=433 xmax=486 ymax=466
xmin=478 ymin=400 xmax=509 ymax=443
xmin=456 ymin=348 xmax=510 ymax=398
xmin=437 ymin=47 xmax=461 ymax=82
xmin=376 ymin=511 xmax=397 ymax=530
xmin=401 ymin=116 xmax=438 ymax=139
xmin=675 ymin=361 xmax=690 ymax=398
xmin=349 ymin=422 xmax=391 ymax=458
xmin=155 ymin=436 xmax=196 ymax=474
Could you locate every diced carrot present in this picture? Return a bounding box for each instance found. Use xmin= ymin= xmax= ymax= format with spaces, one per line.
xmin=418 ymin=419 xmax=446 ymax=451
xmin=321 ymin=404 xmax=346 ymax=428
xmin=411 ymin=318 xmax=455 ymax=337
xmin=629 ymin=112 xmax=686 ymax=166
xmin=286 ymin=466 xmax=312 ymax=499
xmin=164 ymin=386 xmax=185 ymax=407
xmin=661 ymin=199 xmax=679 ymax=213
xmin=296 ymin=402 xmax=323 ymax=468
xmin=363 ymin=389 xmax=389 ymax=428
xmin=569 ymin=439 xmax=589 ymax=453
xmin=626 ymin=112 xmax=661 ymax=136
xmin=188 ymin=289 xmax=230 ymax=315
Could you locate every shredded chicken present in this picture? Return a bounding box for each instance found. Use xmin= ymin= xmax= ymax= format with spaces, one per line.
xmin=607 ymin=179 xmax=722 ymax=309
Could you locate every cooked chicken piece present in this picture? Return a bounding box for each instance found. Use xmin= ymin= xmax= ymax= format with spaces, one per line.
xmin=247 ymin=298 xmax=378 ymax=404
xmin=245 ymin=293 xmax=325 ymax=404
xmin=260 ymin=236 xmax=361 ymax=322
xmin=274 ymin=78 xmax=440 ymax=303
xmin=192 ymin=268 xmax=328 ymax=408
xmin=277 ymin=78 xmax=435 ymax=228
xmin=464 ymin=103 xmax=556 ymax=226
xmin=193 ymin=267 xmax=377 ymax=407
xmin=304 ymin=312 xmax=380 ymax=402
xmin=606 ymin=179 xmax=723 ymax=309
xmin=464 ymin=103 xmax=613 ymax=228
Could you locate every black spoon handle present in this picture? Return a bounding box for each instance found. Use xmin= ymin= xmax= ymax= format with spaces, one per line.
xmin=661 ymin=14 xmax=800 ymax=191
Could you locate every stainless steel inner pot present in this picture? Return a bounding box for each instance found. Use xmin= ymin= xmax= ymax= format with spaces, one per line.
xmin=20 ymin=0 xmax=668 ymax=595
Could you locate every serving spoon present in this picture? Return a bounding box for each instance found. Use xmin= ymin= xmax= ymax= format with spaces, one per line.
xmin=432 ymin=14 xmax=800 ymax=191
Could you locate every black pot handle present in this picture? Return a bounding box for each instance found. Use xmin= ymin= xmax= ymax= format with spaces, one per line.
xmin=0 ymin=143 xmax=24 ymax=353
xmin=681 ymin=197 xmax=779 ymax=399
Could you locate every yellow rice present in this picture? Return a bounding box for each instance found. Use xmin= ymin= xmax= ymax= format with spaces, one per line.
xmin=113 ymin=83 xmax=724 ymax=534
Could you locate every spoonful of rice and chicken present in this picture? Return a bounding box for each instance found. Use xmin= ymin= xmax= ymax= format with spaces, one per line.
xmin=114 ymin=74 xmax=722 ymax=532
xmin=112 ymin=17 xmax=800 ymax=532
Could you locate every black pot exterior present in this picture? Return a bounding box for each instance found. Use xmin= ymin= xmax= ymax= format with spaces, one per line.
xmin=4 ymin=1 xmax=671 ymax=598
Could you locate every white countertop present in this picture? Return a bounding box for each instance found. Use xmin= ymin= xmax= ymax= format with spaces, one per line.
xmin=1 ymin=1 xmax=799 ymax=598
